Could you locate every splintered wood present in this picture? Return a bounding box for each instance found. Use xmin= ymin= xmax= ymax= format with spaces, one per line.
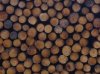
xmin=0 ymin=0 xmax=100 ymax=74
